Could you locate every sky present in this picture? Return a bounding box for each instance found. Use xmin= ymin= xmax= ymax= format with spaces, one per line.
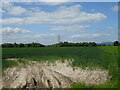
xmin=1 ymin=2 xmax=119 ymax=45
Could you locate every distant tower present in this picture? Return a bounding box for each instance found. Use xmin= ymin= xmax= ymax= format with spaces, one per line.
xmin=58 ymin=34 xmax=60 ymax=43
xmin=36 ymin=40 xmax=38 ymax=43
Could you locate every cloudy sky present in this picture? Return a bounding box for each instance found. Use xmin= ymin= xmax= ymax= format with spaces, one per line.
xmin=1 ymin=2 xmax=118 ymax=45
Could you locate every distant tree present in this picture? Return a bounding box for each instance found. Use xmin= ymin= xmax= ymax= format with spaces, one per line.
xmin=2 ymin=43 xmax=6 ymax=47
xmin=25 ymin=43 xmax=31 ymax=47
xmin=5 ymin=43 xmax=14 ymax=47
xmin=13 ymin=43 xmax=18 ymax=47
xmin=84 ymin=42 xmax=88 ymax=46
xmin=18 ymin=43 xmax=24 ymax=47
xmin=113 ymin=41 xmax=119 ymax=46
xmin=91 ymin=42 xmax=97 ymax=46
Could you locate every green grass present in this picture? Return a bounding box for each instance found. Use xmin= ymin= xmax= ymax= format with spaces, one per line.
xmin=100 ymin=46 xmax=118 ymax=54
xmin=2 ymin=59 xmax=18 ymax=69
xmin=71 ymin=81 xmax=118 ymax=88
xmin=2 ymin=47 xmax=109 ymax=68
xmin=2 ymin=46 xmax=118 ymax=88
xmin=71 ymin=46 xmax=118 ymax=88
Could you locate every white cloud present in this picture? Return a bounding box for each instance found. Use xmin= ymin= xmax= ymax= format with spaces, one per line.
xmin=35 ymin=34 xmax=57 ymax=38
xmin=8 ymin=6 xmax=27 ymax=16
xmin=107 ymin=26 xmax=117 ymax=31
xmin=15 ymin=2 xmax=68 ymax=6
xmin=2 ymin=2 xmax=12 ymax=8
xmin=107 ymin=26 xmax=118 ymax=38
xmin=1 ymin=2 xmax=12 ymax=14
xmin=2 ymin=18 xmax=25 ymax=25
xmin=69 ymin=33 xmax=113 ymax=43
xmin=2 ymin=2 xmax=27 ymax=16
xmin=107 ymin=26 xmax=114 ymax=30
xmin=1 ymin=27 xmax=32 ymax=35
xmin=50 ymin=25 xmax=90 ymax=31
xmin=1 ymin=27 xmax=116 ymax=44
xmin=40 ymin=2 xmax=68 ymax=6
xmin=90 ymin=9 xmax=96 ymax=12
xmin=39 ymin=0 xmax=69 ymax=2
xmin=2 ymin=4 xmax=107 ymax=25
xmin=2 ymin=32 xmax=58 ymax=44
xmin=71 ymin=33 xmax=110 ymax=38
xmin=111 ymin=5 xmax=120 ymax=12
xmin=0 ymin=9 xmax=5 ymax=14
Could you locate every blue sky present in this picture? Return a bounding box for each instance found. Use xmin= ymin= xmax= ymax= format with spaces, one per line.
xmin=1 ymin=2 xmax=118 ymax=45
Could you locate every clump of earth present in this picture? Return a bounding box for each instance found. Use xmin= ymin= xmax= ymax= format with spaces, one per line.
xmin=0 ymin=59 xmax=110 ymax=89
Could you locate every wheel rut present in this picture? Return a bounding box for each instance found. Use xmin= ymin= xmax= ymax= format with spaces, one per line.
xmin=1 ymin=60 xmax=110 ymax=89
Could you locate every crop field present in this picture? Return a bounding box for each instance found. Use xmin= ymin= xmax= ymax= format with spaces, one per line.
xmin=2 ymin=46 xmax=118 ymax=88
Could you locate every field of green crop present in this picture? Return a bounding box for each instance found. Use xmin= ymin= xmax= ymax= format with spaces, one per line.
xmin=2 ymin=46 xmax=119 ymax=88
xmin=71 ymin=46 xmax=118 ymax=88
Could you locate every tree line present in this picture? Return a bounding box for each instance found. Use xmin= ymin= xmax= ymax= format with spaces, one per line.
xmin=1 ymin=42 xmax=45 ymax=48
xmin=49 ymin=42 xmax=97 ymax=47
xmin=1 ymin=41 xmax=119 ymax=48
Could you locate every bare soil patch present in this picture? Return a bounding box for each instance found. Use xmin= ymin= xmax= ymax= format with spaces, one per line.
xmin=1 ymin=60 xmax=110 ymax=89
xmin=5 ymin=58 xmax=19 ymax=61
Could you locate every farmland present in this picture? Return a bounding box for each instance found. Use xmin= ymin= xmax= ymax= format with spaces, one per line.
xmin=2 ymin=46 xmax=118 ymax=88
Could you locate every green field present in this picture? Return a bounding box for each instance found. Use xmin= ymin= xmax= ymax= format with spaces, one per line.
xmin=2 ymin=46 xmax=118 ymax=88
